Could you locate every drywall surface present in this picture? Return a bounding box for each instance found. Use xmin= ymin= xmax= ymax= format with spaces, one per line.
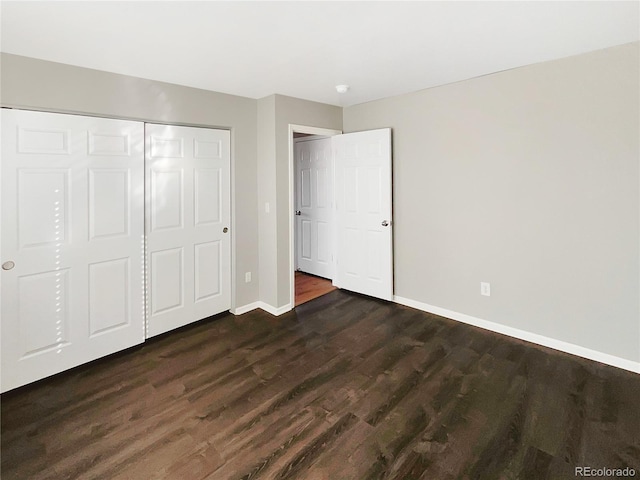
xmin=1 ymin=53 xmax=259 ymax=308
xmin=257 ymin=95 xmax=278 ymax=307
xmin=274 ymin=95 xmax=342 ymax=307
xmin=343 ymin=43 xmax=640 ymax=363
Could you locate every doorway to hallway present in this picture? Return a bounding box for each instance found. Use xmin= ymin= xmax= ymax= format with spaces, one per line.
xmin=294 ymin=271 xmax=336 ymax=306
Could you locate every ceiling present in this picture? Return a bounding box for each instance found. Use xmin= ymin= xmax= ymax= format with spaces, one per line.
xmin=1 ymin=1 xmax=638 ymax=107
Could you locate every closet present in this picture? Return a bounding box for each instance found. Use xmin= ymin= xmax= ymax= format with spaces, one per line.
xmin=0 ymin=109 xmax=231 ymax=392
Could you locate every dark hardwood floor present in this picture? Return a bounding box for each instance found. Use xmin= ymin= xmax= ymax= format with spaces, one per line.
xmin=2 ymin=290 xmax=639 ymax=479
xmin=295 ymin=271 xmax=337 ymax=306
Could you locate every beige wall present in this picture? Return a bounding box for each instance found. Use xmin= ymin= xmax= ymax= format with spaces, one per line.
xmin=0 ymin=53 xmax=259 ymax=308
xmin=343 ymin=43 xmax=640 ymax=363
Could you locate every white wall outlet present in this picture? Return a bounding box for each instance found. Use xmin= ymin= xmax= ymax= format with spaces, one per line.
xmin=265 ymin=202 xmax=270 ymax=213
xmin=480 ymin=282 xmax=491 ymax=296
xmin=245 ymin=272 xmax=252 ymax=283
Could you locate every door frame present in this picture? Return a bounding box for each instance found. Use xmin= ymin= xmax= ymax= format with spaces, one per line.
xmin=288 ymin=124 xmax=342 ymax=308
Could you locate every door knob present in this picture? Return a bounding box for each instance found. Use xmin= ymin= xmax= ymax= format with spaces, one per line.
xmin=223 ymin=227 xmax=229 ymax=233
xmin=295 ymin=210 xmax=302 ymax=216
xmin=381 ymin=220 xmax=390 ymax=227
xmin=2 ymin=261 xmax=15 ymax=270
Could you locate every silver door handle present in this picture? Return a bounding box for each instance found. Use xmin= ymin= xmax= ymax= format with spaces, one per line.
xmin=223 ymin=227 xmax=229 ymax=233
xmin=2 ymin=261 xmax=15 ymax=270
xmin=295 ymin=210 xmax=302 ymax=216
xmin=381 ymin=220 xmax=389 ymax=227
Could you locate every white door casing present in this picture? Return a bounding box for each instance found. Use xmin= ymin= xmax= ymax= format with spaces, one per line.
xmin=333 ymin=128 xmax=393 ymax=301
xmin=145 ymin=124 xmax=230 ymax=338
xmin=295 ymin=137 xmax=333 ymax=279
xmin=1 ymin=109 xmax=145 ymax=392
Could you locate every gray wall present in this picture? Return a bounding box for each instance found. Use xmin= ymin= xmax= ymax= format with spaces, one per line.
xmin=257 ymin=95 xmax=278 ymax=306
xmin=0 ymin=53 xmax=259 ymax=308
xmin=256 ymin=94 xmax=342 ymax=308
xmin=274 ymin=95 xmax=342 ymax=307
xmin=343 ymin=42 xmax=640 ymax=363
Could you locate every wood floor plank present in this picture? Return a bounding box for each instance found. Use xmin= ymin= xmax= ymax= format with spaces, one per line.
xmin=295 ymin=272 xmax=337 ymax=306
xmin=2 ymin=289 xmax=639 ymax=479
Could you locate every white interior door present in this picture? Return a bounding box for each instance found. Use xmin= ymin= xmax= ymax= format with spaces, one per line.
xmin=333 ymin=128 xmax=393 ymax=300
xmin=145 ymin=124 xmax=230 ymax=338
xmin=1 ymin=109 xmax=145 ymax=392
xmin=295 ymin=138 xmax=333 ymax=279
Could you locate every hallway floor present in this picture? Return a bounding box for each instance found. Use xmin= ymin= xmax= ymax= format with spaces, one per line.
xmin=294 ymin=271 xmax=337 ymax=306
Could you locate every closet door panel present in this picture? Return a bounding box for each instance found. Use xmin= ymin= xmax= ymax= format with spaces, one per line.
xmin=145 ymin=124 xmax=230 ymax=337
xmin=1 ymin=109 xmax=145 ymax=392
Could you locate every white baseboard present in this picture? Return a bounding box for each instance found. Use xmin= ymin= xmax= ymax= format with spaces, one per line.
xmin=231 ymin=301 xmax=293 ymax=317
xmin=394 ymin=295 xmax=640 ymax=374
xmin=230 ymin=302 xmax=261 ymax=315
xmin=258 ymin=302 xmax=293 ymax=316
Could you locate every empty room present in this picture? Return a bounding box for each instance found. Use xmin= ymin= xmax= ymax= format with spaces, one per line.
xmin=1 ymin=1 xmax=638 ymax=479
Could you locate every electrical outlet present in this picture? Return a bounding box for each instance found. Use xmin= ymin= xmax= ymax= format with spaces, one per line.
xmin=480 ymin=282 xmax=491 ymax=297
xmin=245 ymin=272 xmax=252 ymax=283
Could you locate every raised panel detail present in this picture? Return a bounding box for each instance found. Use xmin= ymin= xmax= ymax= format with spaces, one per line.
xmin=194 ymin=139 xmax=222 ymax=159
xmin=18 ymin=128 xmax=70 ymax=154
xmin=366 ymin=167 xmax=382 ymax=214
xmin=18 ymin=269 xmax=69 ymax=357
xmin=151 ymin=170 xmax=182 ymax=231
xmin=366 ymin=231 xmax=382 ymax=281
xmin=344 ymin=167 xmax=358 ymax=213
xmin=195 ymin=168 xmax=221 ymax=226
xmin=345 ymin=142 xmax=358 ymax=158
xmin=89 ymin=258 xmax=129 ymax=336
xmin=194 ymin=241 xmax=221 ymax=302
xmin=317 ymin=221 xmax=329 ymax=263
xmin=368 ymin=142 xmax=382 ymax=156
xmin=18 ymin=170 xmax=68 ymax=248
xmin=345 ymin=228 xmax=361 ymax=276
xmin=89 ymin=132 xmax=130 ymax=156
xmin=301 ymin=169 xmax=311 ymax=208
xmin=301 ymin=220 xmax=312 ymax=259
xmin=316 ymin=168 xmax=328 ymax=208
xmin=90 ymin=169 xmax=129 ymax=239
xmin=151 ymin=248 xmax=183 ymax=315
xmin=150 ymin=136 xmax=184 ymax=158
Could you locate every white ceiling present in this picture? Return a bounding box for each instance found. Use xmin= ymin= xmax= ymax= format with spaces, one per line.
xmin=1 ymin=1 xmax=638 ymax=107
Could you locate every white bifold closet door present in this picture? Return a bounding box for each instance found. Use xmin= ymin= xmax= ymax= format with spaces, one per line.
xmin=145 ymin=124 xmax=230 ymax=338
xmin=1 ymin=109 xmax=145 ymax=392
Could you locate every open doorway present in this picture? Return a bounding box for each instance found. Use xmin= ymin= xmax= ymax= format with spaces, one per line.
xmin=288 ymin=124 xmax=341 ymax=307
xmin=294 ymin=271 xmax=336 ymax=306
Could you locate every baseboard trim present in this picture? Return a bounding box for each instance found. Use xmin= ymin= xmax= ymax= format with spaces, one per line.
xmin=393 ymin=295 xmax=640 ymax=374
xmin=231 ymin=301 xmax=293 ymax=317
xmin=230 ymin=302 xmax=261 ymax=316
xmin=258 ymin=302 xmax=293 ymax=316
